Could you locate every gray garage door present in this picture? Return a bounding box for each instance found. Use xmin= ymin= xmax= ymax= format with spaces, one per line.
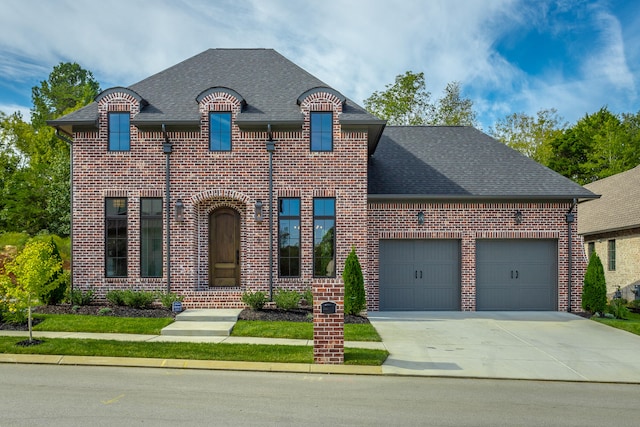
xmin=476 ymin=239 xmax=557 ymax=311
xmin=379 ymin=240 xmax=460 ymax=310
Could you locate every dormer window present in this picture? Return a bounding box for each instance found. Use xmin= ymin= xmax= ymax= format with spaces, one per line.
xmin=209 ymin=112 xmax=232 ymax=151
xmin=310 ymin=112 xmax=333 ymax=152
xmin=108 ymin=112 xmax=130 ymax=151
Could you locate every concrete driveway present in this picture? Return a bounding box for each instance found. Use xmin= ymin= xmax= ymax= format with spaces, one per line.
xmin=368 ymin=311 xmax=640 ymax=383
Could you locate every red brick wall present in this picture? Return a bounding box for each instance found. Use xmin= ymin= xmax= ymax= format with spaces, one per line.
xmin=313 ymin=278 xmax=344 ymax=364
xmin=71 ymin=89 xmax=368 ymax=308
xmin=367 ymin=202 xmax=586 ymax=312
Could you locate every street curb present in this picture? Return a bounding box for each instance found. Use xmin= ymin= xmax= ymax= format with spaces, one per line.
xmin=0 ymin=353 xmax=383 ymax=376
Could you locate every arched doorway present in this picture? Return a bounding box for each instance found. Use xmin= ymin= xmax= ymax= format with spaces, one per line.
xmin=209 ymin=207 xmax=240 ymax=287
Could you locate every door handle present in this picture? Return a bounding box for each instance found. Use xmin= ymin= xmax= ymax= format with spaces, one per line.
xmin=515 ymin=270 xmax=519 ymax=279
xmin=511 ymin=270 xmax=513 ymax=279
xmin=415 ymin=270 xmax=418 ymax=279
xmin=420 ymin=270 xmax=423 ymax=279
xmin=236 ymin=250 xmax=239 ymax=265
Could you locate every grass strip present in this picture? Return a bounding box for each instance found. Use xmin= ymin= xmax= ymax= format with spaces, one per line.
xmin=33 ymin=314 xmax=174 ymax=335
xmin=593 ymin=311 xmax=640 ymax=336
xmin=0 ymin=337 xmax=388 ymax=365
xmin=231 ymin=320 xmax=382 ymax=342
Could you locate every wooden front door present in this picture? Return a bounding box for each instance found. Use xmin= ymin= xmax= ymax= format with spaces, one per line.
xmin=209 ymin=208 xmax=240 ymax=287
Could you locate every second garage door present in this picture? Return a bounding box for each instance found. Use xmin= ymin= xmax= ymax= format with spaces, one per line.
xmin=379 ymin=239 xmax=460 ymax=310
xmin=476 ymin=239 xmax=558 ymax=311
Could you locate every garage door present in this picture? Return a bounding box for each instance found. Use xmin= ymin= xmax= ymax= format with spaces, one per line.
xmin=476 ymin=239 xmax=557 ymax=311
xmin=379 ymin=240 xmax=460 ymax=310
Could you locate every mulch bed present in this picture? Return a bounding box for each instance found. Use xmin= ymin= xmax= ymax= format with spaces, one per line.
xmin=1 ymin=304 xmax=369 ymax=331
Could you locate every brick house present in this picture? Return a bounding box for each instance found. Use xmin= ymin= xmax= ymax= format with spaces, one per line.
xmin=578 ymin=165 xmax=640 ymax=299
xmin=49 ymin=49 xmax=596 ymax=312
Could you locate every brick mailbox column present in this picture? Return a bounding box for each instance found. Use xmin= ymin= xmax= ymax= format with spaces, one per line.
xmin=313 ymin=278 xmax=344 ymax=364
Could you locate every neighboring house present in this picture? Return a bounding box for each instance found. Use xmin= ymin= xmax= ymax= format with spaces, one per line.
xmin=49 ymin=49 xmax=596 ymax=312
xmin=578 ymin=165 xmax=640 ymax=299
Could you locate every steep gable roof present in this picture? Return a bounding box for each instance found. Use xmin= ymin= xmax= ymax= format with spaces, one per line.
xmin=578 ymin=165 xmax=640 ymax=235
xmin=368 ymin=126 xmax=597 ymax=200
xmin=49 ymin=49 xmax=384 ymax=150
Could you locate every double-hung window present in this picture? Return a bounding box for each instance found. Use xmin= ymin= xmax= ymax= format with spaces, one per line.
xmin=209 ymin=112 xmax=232 ymax=151
xmin=310 ymin=112 xmax=333 ymax=151
xmin=141 ymin=198 xmax=163 ymax=278
xmin=278 ymin=198 xmax=301 ymax=277
xmin=105 ymin=198 xmax=128 ymax=277
xmin=108 ymin=112 xmax=130 ymax=151
xmin=313 ymin=198 xmax=336 ymax=277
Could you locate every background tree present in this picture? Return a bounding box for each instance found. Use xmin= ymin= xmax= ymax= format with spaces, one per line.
xmin=364 ymin=71 xmax=435 ymax=125
xmin=343 ymin=247 xmax=365 ymax=315
xmin=434 ymin=81 xmax=477 ymax=126
xmin=581 ymin=252 xmax=607 ymax=315
xmin=0 ymin=240 xmax=64 ymax=342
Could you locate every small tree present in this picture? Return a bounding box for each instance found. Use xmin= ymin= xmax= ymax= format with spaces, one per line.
xmin=582 ymin=252 xmax=607 ymax=315
xmin=343 ymin=247 xmax=366 ymax=315
xmin=0 ymin=240 xmax=64 ymax=342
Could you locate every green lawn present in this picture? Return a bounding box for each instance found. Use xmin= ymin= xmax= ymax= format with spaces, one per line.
xmin=33 ymin=314 xmax=173 ymax=335
xmin=231 ymin=320 xmax=381 ymax=342
xmin=593 ymin=311 xmax=640 ymax=336
xmin=0 ymin=336 xmax=387 ymax=365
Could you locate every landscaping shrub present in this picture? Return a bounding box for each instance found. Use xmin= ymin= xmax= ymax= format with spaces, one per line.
xmin=343 ymin=247 xmax=366 ymax=315
xmin=157 ymin=291 xmax=184 ymax=309
xmin=106 ymin=289 xmax=126 ymax=306
xmin=607 ymin=298 xmax=630 ymax=320
xmin=274 ymin=289 xmax=301 ymax=310
xmin=302 ymin=288 xmax=313 ymax=307
xmin=37 ymin=239 xmax=67 ymax=305
xmin=582 ymin=253 xmax=607 ymax=315
xmin=242 ymin=291 xmax=267 ymax=310
xmin=70 ymin=289 xmax=94 ymax=306
xmin=122 ymin=290 xmax=155 ymax=309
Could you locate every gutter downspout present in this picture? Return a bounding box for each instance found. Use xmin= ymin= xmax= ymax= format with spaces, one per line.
xmin=565 ymin=199 xmax=577 ymax=312
xmin=266 ymin=124 xmax=276 ymax=301
xmin=54 ymin=130 xmax=74 ymax=295
xmin=162 ymin=124 xmax=172 ymax=293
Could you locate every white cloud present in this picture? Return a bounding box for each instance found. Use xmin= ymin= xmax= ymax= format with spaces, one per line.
xmin=0 ymin=103 xmax=31 ymax=122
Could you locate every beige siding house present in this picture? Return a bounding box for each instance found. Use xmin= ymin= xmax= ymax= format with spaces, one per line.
xmin=578 ymin=165 xmax=640 ymax=299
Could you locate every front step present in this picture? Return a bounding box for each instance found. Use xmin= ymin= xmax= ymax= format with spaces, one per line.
xmin=161 ymin=309 xmax=242 ymax=337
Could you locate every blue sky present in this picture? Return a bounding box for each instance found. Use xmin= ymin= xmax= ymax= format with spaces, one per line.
xmin=0 ymin=0 xmax=638 ymax=131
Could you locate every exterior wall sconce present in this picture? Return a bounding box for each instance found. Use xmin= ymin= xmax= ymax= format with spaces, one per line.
xmin=175 ymin=199 xmax=185 ymax=222
xmin=514 ymin=210 xmax=523 ymax=225
xmin=417 ymin=211 xmax=425 ymax=225
xmin=255 ymin=200 xmax=263 ymax=222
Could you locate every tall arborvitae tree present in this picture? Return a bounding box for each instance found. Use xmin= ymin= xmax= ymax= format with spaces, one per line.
xmin=582 ymin=252 xmax=607 ymax=315
xmin=343 ymin=247 xmax=366 ymax=315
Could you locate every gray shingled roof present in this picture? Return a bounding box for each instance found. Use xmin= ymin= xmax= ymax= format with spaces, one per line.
xmin=368 ymin=126 xmax=597 ymax=200
xmin=50 ymin=48 xmax=382 ymax=134
xmin=578 ymin=165 xmax=640 ymax=235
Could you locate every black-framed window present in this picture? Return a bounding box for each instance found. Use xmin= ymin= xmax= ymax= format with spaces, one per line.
xmin=313 ymin=198 xmax=335 ymax=277
xmin=278 ymin=198 xmax=301 ymax=277
xmin=310 ymin=111 xmax=333 ymax=151
xmin=587 ymin=242 xmax=595 ymax=259
xmin=141 ymin=198 xmax=163 ymax=278
xmin=105 ymin=198 xmax=127 ymax=277
xmin=209 ymin=112 xmax=232 ymax=151
xmin=108 ymin=112 xmax=130 ymax=151
xmin=608 ymin=239 xmax=616 ymax=271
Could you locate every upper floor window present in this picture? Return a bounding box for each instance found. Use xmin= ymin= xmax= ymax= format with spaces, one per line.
xmin=105 ymin=198 xmax=128 ymax=277
xmin=278 ymin=198 xmax=301 ymax=277
xmin=310 ymin=112 xmax=333 ymax=152
xmin=108 ymin=112 xmax=130 ymax=151
xmin=313 ymin=198 xmax=336 ymax=277
xmin=608 ymin=239 xmax=616 ymax=271
xmin=209 ymin=112 xmax=232 ymax=151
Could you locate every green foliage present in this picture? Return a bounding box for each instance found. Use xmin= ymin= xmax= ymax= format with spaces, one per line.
xmin=607 ymin=298 xmax=630 ymax=320
xmin=435 ymin=81 xmax=477 ymax=126
xmin=274 ymin=289 xmax=301 ymax=310
xmin=241 ymin=291 xmax=267 ymax=310
xmin=98 ymin=307 xmax=113 ymax=316
xmin=69 ymin=289 xmax=94 ymax=306
xmin=121 ymin=290 xmax=156 ymax=309
xmin=0 ymin=240 xmax=65 ymax=339
xmin=106 ymin=289 xmax=126 ymax=306
xmin=0 ymin=232 xmax=30 ymax=250
xmin=343 ymin=247 xmax=366 ymax=315
xmin=37 ymin=239 xmax=67 ymax=305
xmin=302 ymin=288 xmax=313 ymax=307
xmin=157 ymin=291 xmax=184 ymax=309
xmin=582 ymin=253 xmax=607 ymax=314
